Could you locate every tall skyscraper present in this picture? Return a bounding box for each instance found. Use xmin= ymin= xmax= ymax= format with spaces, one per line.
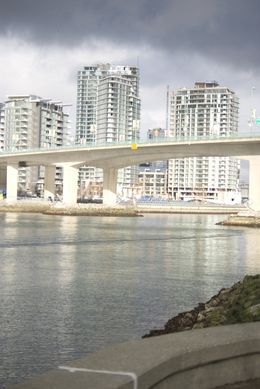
xmin=76 ymin=64 xmax=140 ymax=198
xmin=3 ymin=95 xmax=70 ymax=193
xmin=0 ymin=103 xmax=4 ymax=151
xmin=167 ymin=82 xmax=240 ymax=203
xmin=96 ymin=75 xmax=140 ymax=143
xmin=76 ymin=64 xmax=139 ymax=145
xmin=0 ymin=103 xmax=5 ymax=194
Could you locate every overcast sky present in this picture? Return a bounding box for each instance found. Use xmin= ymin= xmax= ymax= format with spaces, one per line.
xmin=0 ymin=0 xmax=260 ymax=137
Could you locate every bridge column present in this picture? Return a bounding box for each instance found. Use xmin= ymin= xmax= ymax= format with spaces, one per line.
xmin=248 ymin=156 xmax=260 ymax=212
xmin=62 ymin=164 xmax=78 ymax=204
xmin=0 ymin=166 xmax=6 ymax=189
xmin=44 ymin=165 xmax=56 ymax=201
xmin=103 ymin=168 xmax=118 ymax=206
xmin=6 ymin=163 xmax=18 ymax=202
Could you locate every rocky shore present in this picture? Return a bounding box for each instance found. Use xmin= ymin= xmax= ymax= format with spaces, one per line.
xmin=137 ymin=204 xmax=244 ymax=215
xmin=0 ymin=200 xmax=244 ymax=217
xmin=0 ymin=201 xmax=140 ymax=216
xmin=0 ymin=201 xmax=50 ymax=213
xmin=217 ymin=215 xmax=260 ymax=227
xmin=43 ymin=204 xmax=140 ymax=216
xmin=143 ymin=275 xmax=260 ymax=338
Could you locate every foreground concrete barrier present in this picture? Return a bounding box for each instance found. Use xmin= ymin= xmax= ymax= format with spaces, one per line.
xmin=8 ymin=322 xmax=260 ymax=388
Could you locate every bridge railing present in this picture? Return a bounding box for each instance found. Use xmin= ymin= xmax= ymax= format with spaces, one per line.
xmin=1 ymin=129 xmax=260 ymax=155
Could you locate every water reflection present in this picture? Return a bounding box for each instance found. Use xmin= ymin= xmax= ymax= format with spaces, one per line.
xmin=56 ymin=216 xmax=77 ymax=283
xmin=0 ymin=213 xmax=260 ymax=386
xmin=243 ymin=228 xmax=260 ymax=271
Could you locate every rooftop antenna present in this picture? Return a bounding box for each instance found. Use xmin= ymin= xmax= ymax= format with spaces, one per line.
xmin=166 ymin=85 xmax=170 ymax=136
xmin=249 ymin=86 xmax=256 ymax=130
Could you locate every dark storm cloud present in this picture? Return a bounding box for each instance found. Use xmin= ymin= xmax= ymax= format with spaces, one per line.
xmin=1 ymin=0 xmax=260 ymax=70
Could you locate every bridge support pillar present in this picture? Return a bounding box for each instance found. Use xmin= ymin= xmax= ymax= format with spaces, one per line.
xmin=44 ymin=165 xmax=56 ymax=201
xmin=248 ymin=156 xmax=260 ymax=212
xmin=6 ymin=163 xmax=18 ymax=202
xmin=0 ymin=166 xmax=6 ymax=190
xmin=62 ymin=164 xmax=78 ymax=204
xmin=103 ymin=168 xmax=118 ymax=206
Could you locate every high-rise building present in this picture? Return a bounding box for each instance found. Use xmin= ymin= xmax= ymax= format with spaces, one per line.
xmin=76 ymin=64 xmax=139 ymax=144
xmin=0 ymin=103 xmax=4 ymax=151
xmin=96 ymin=75 xmax=140 ymax=143
xmin=76 ymin=64 xmax=109 ymax=145
xmin=0 ymin=103 xmax=5 ymax=194
xmin=96 ymin=75 xmax=140 ymax=195
xmin=76 ymin=64 xmax=140 ymax=198
xmin=3 ymin=95 xmax=70 ymax=193
xmin=167 ymin=82 xmax=240 ymax=203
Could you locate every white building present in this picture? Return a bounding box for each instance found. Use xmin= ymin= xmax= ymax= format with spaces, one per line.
xmin=3 ymin=95 xmax=70 ymax=194
xmin=137 ymin=128 xmax=168 ymax=198
xmin=96 ymin=76 xmax=140 ymax=143
xmin=76 ymin=65 xmax=109 ymax=145
xmin=76 ymin=64 xmax=140 ymax=198
xmin=0 ymin=103 xmax=5 ymax=195
xmin=167 ymin=82 xmax=240 ymax=203
xmin=0 ymin=103 xmax=4 ymax=151
xmin=96 ymin=75 xmax=140 ymax=195
xmin=138 ymin=167 xmax=167 ymax=198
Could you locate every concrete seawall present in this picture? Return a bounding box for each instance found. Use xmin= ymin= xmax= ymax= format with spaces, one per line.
xmin=8 ymin=322 xmax=260 ymax=389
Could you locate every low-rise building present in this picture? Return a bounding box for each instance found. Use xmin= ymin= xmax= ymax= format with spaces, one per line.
xmin=137 ymin=128 xmax=168 ymax=199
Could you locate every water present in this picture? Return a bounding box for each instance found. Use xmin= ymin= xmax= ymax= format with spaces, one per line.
xmin=1 ymin=212 xmax=260 ymax=386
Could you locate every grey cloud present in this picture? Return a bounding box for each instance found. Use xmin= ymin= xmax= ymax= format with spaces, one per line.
xmin=1 ymin=0 xmax=260 ymax=72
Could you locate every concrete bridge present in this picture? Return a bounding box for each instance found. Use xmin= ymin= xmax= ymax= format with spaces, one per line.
xmin=1 ymin=134 xmax=260 ymax=210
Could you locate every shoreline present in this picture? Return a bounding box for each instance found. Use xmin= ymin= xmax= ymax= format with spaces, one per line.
xmin=137 ymin=205 xmax=243 ymax=214
xmin=216 ymin=212 xmax=260 ymax=228
xmin=143 ymin=274 xmax=260 ymax=338
xmin=44 ymin=205 xmax=140 ymax=217
xmin=0 ymin=201 xmax=140 ymax=217
xmin=217 ymin=217 xmax=260 ymax=227
xmin=0 ymin=200 xmax=245 ymax=216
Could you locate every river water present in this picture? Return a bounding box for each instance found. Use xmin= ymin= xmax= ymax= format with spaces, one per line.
xmin=1 ymin=212 xmax=260 ymax=386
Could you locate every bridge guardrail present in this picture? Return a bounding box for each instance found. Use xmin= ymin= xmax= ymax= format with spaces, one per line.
xmin=1 ymin=130 xmax=260 ymax=155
